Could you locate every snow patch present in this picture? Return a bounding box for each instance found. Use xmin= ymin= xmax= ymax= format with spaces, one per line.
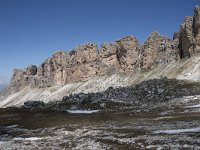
xmin=6 ymin=125 xmax=19 ymax=128
xmin=153 ymin=116 xmax=175 ymax=120
xmin=154 ymin=127 xmax=200 ymax=134
xmin=66 ymin=110 xmax=100 ymax=114
xmin=186 ymin=104 xmax=200 ymax=108
xmin=146 ymin=145 xmax=163 ymax=149
xmin=13 ymin=137 xmax=43 ymax=141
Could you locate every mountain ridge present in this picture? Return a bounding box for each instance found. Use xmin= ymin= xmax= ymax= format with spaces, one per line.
xmin=1 ymin=52 xmax=200 ymax=108
xmin=8 ymin=31 xmax=178 ymax=92
xmin=1 ymin=5 xmax=200 ymax=107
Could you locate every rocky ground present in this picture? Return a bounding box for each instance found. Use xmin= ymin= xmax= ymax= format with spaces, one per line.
xmin=0 ymin=78 xmax=200 ymax=149
xmin=0 ymin=97 xmax=200 ymax=150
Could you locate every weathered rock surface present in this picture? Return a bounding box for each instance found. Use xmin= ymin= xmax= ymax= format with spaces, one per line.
xmin=177 ymin=6 xmax=200 ymax=58
xmin=116 ymin=36 xmax=142 ymax=72
xmin=142 ymin=32 xmax=178 ymax=69
xmin=8 ymin=34 xmax=172 ymax=92
xmin=2 ymin=52 xmax=200 ymax=108
xmin=8 ymin=36 xmax=143 ymax=92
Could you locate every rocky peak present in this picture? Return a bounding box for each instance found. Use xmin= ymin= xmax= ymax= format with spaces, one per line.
xmin=99 ymin=42 xmax=119 ymax=67
xmin=116 ymin=36 xmax=142 ymax=72
xmin=193 ymin=5 xmax=200 ymax=37
xmin=142 ymin=32 xmax=178 ymax=69
xmin=27 ymin=65 xmax=37 ymax=76
xmin=178 ymin=6 xmax=200 ymax=58
xmin=116 ymin=36 xmax=139 ymax=50
xmin=179 ymin=16 xmax=194 ymax=58
xmin=147 ymin=31 xmax=160 ymax=39
xmin=71 ymin=43 xmax=98 ymax=64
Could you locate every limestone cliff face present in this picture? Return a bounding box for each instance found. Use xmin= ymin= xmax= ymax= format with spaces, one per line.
xmin=116 ymin=36 xmax=141 ymax=72
xmin=98 ymin=42 xmax=119 ymax=74
xmin=10 ymin=36 xmax=143 ymax=92
xmin=8 ymin=6 xmax=200 ymax=93
xmin=9 ymin=65 xmax=38 ymax=92
xmin=9 ymin=35 xmax=172 ymax=92
xmin=98 ymin=36 xmax=142 ymax=74
xmin=142 ymin=32 xmax=178 ymax=69
xmin=177 ymin=6 xmax=200 ymax=58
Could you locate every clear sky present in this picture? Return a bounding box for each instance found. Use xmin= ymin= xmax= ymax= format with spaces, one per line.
xmin=0 ymin=0 xmax=199 ymax=84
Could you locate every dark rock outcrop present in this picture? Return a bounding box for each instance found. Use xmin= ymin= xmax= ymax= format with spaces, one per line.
xmin=24 ymin=101 xmax=45 ymax=109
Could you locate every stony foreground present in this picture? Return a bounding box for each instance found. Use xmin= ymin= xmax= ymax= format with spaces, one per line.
xmin=1 ymin=78 xmax=200 ymax=149
xmin=0 ymin=96 xmax=200 ymax=150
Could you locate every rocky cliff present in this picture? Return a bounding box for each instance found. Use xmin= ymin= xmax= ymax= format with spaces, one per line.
xmin=9 ymin=34 xmax=177 ymax=92
xmin=176 ymin=6 xmax=200 ymax=58
xmin=6 ymin=6 xmax=200 ymax=95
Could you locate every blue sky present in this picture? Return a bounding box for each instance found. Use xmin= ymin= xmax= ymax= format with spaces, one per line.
xmin=0 ymin=0 xmax=199 ymax=84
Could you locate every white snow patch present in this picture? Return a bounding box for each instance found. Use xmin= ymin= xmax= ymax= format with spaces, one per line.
xmin=154 ymin=127 xmax=200 ymax=134
xmin=6 ymin=125 xmax=19 ymax=128
xmin=13 ymin=137 xmax=43 ymax=141
xmin=186 ymin=104 xmax=200 ymax=108
xmin=66 ymin=110 xmax=100 ymax=114
xmin=146 ymin=145 xmax=163 ymax=149
xmin=153 ymin=116 xmax=175 ymax=120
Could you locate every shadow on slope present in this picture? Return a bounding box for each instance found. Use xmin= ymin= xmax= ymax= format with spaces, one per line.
xmin=20 ymin=77 xmax=200 ymax=111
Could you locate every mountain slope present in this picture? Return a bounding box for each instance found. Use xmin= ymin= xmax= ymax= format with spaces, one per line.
xmin=1 ymin=53 xmax=200 ymax=108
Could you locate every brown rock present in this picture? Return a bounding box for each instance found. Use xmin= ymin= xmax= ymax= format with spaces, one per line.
xmin=142 ymin=32 xmax=178 ymax=69
xmin=179 ymin=17 xmax=195 ymax=58
xmin=99 ymin=42 xmax=119 ymax=67
xmin=178 ymin=6 xmax=200 ymax=58
xmin=9 ymin=69 xmax=29 ymax=92
xmin=116 ymin=36 xmax=142 ymax=72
